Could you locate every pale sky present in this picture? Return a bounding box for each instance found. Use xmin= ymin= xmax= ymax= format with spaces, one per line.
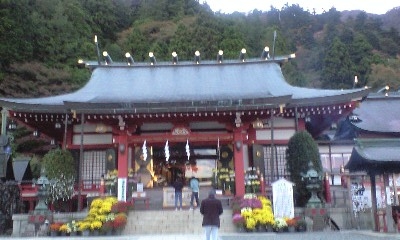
xmin=205 ymin=0 xmax=400 ymax=14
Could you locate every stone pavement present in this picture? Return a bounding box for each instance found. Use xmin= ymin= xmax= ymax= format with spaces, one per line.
xmin=3 ymin=230 xmax=400 ymax=240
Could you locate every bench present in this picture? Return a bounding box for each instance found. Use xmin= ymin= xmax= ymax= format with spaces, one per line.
xmin=131 ymin=196 xmax=150 ymax=209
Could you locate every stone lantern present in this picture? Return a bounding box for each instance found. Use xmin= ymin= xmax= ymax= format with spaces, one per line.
xmin=302 ymin=161 xmax=329 ymax=231
xmin=33 ymin=168 xmax=51 ymax=213
xmin=28 ymin=167 xmax=53 ymax=236
xmin=301 ymin=161 xmax=323 ymax=208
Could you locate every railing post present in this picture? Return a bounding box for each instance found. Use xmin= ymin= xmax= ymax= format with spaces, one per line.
xmin=100 ymin=175 xmax=105 ymax=196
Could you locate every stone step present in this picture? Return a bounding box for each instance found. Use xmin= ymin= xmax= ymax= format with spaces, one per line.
xmin=124 ymin=209 xmax=235 ymax=235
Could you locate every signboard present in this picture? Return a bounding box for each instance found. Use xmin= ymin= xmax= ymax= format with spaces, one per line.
xmin=117 ymin=178 xmax=127 ymax=202
xmin=137 ymin=183 xmax=144 ymax=192
xmin=272 ymin=178 xmax=295 ymax=218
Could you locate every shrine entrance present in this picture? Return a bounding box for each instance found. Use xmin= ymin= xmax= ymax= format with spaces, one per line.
xmin=149 ymin=143 xmax=219 ymax=188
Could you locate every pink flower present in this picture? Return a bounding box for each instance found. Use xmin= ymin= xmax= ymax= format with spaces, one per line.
xmin=232 ymin=213 xmax=244 ymax=224
xmin=240 ymin=198 xmax=262 ymax=209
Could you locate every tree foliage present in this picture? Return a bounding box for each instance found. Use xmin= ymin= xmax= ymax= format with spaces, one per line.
xmin=0 ymin=0 xmax=399 ymax=96
xmin=41 ymin=148 xmax=76 ymax=203
xmin=286 ymin=131 xmax=323 ymax=207
xmin=321 ymin=37 xmax=354 ymax=89
xmin=42 ymin=148 xmax=75 ymax=180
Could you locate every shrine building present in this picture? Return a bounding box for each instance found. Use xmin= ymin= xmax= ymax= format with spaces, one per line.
xmin=0 ymin=49 xmax=369 ymax=202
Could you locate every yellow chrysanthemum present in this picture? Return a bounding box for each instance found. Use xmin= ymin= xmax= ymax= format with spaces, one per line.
xmin=258 ymin=196 xmax=272 ymax=207
xmin=240 ymin=207 xmax=253 ymax=218
xmin=77 ymin=221 xmax=91 ymax=231
xmin=90 ymin=220 xmax=103 ymax=230
xmin=90 ymin=198 xmax=103 ymax=209
xmin=99 ymin=202 xmax=113 ymax=214
xmin=59 ymin=224 xmax=67 ymax=232
xmin=84 ymin=216 xmax=95 ymax=223
xmin=104 ymin=196 xmax=118 ymax=205
xmin=245 ymin=216 xmax=257 ymax=230
xmin=88 ymin=208 xmax=99 ymax=217
xmin=95 ymin=214 xmax=107 ymax=222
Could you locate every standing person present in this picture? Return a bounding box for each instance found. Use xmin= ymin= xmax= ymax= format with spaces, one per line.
xmin=172 ymin=177 xmax=184 ymax=210
xmin=189 ymin=176 xmax=200 ymax=210
xmin=200 ymin=189 xmax=223 ymax=240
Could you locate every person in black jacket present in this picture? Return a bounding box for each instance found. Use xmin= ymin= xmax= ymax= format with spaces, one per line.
xmin=200 ymin=189 xmax=223 ymax=240
xmin=172 ymin=177 xmax=184 ymax=210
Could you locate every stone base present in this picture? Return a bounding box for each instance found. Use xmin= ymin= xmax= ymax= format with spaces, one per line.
xmin=12 ymin=212 xmax=87 ymax=237
xmin=305 ymin=207 xmax=329 ymax=231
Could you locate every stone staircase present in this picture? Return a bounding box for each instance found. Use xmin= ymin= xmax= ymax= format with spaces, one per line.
xmin=124 ymin=209 xmax=235 ymax=235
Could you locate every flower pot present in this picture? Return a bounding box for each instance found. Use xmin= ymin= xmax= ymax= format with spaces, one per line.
xmin=91 ymin=230 xmax=99 ymax=236
xmin=114 ymin=228 xmax=123 ymax=235
xmin=236 ymin=226 xmax=244 ymax=232
xmin=70 ymin=231 xmax=77 ymax=236
xmin=297 ymin=225 xmax=307 ymax=232
xmin=81 ymin=230 xmax=90 ymax=236
xmin=50 ymin=231 xmax=58 ymax=237
xmin=256 ymin=224 xmax=266 ymax=232
xmin=288 ymin=226 xmax=296 ymax=232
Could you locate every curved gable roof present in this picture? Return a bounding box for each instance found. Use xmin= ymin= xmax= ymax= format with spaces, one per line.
xmin=346 ymin=139 xmax=400 ymax=174
xmin=351 ymin=93 xmax=400 ymax=133
xmin=0 ymin=59 xmax=369 ymax=113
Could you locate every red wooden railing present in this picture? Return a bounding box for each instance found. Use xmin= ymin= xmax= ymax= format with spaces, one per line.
xmin=19 ymin=179 xmax=103 ymax=212
xmin=18 ymin=183 xmax=38 ymax=212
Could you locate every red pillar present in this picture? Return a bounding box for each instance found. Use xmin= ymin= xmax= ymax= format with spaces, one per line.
xmin=233 ymin=129 xmax=245 ymax=196
xmin=117 ymin=134 xmax=129 ymax=201
xmin=324 ymin=172 xmax=331 ymax=203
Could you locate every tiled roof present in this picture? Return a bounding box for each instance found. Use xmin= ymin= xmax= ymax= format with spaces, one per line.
xmin=346 ymin=138 xmax=400 ymax=174
xmin=0 ymin=59 xmax=369 ymax=113
xmin=351 ymin=93 xmax=400 ymax=133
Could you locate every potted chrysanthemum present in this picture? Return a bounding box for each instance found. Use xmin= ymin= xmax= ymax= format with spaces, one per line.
xmin=232 ymin=213 xmax=245 ymax=232
xmin=67 ymin=220 xmax=79 ymax=236
xmin=76 ymin=220 xmax=91 ymax=236
xmin=113 ymin=213 xmax=127 ymax=235
xmin=105 ymin=169 xmax=118 ymax=195
xmin=244 ymin=216 xmax=257 ymax=232
xmin=101 ymin=220 xmax=114 ymax=235
xmin=59 ymin=223 xmax=70 ymax=236
xmin=286 ymin=217 xmax=298 ymax=232
xmin=274 ymin=217 xmax=288 ymax=232
xmin=49 ymin=222 xmax=62 ymax=236
xmin=111 ymin=201 xmax=130 ymax=214
xmin=240 ymin=194 xmax=262 ymax=209
xmin=90 ymin=220 xmax=103 ymax=236
xmin=296 ymin=218 xmax=307 ymax=232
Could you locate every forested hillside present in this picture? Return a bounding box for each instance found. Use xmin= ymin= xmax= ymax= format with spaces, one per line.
xmin=1 ymin=0 xmax=400 ymax=98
